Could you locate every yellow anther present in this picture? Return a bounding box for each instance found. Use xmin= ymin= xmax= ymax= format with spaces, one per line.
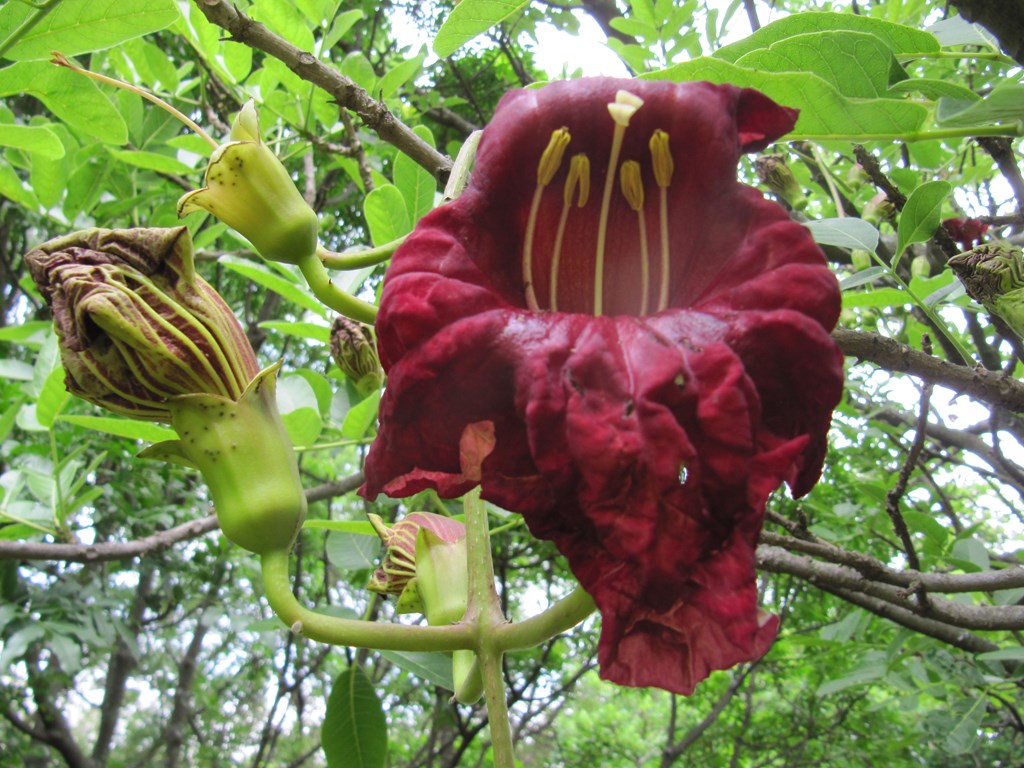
xmin=650 ymin=130 xmax=674 ymax=188
xmin=564 ymin=153 xmax=591 ymax=207
xmin=537 ymin=128 xmax=571 ymax=186
xmin=620 ymin=160 xmax=644 ymax=212
xmin=608 ymin=90 xmax=644 ymax=127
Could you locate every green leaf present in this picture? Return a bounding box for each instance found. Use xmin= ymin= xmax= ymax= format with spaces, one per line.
xmin=888 ymin=78 xmax=980 ymax=102
xmin=734 ymin=31 xmax=906 ymax=99
xmin=0 ymin=160 xmax=38 ymax=210
xmin=841 ymin=286 xmax=907 ymax=309
xmin=107 ymin=148 xmax=194 ymax=175
xmin=817 ymin=660 xmax=886 ymax=696
xmin=805 ymin=218 xmax=879 ymax=251
xmin=363 ymin=184 xmax=411 ymax=246
xmin=57 ymin=414 xmax=176 ymax=443
xmin=322 ymin=667 xmax=388 ymax=768
xmin=650 ymin=58 xmax=928 ymax=139
xmin=950 ymin=537 xmax=989 ymax=572
xmin=378 ymin=50 xmax=426 ymax=100
xmin=393 ymin=128 xmax=437 ymax=224
xmin=326 ymin=530 xmax=379 ymax=571
xmin=258 ymin=320 xmax=331 ymax=344
xmin=944 ymin=696 xmax=986 ymax=755
xmin=218 ymin=256 xmax=328 ymax=318
xmin=34 ymin=365 xmax=69 ymax=429
xmin=305 ymin=519 xmax=376 ymax=535
xmin=0 ymin=61 xmax=127 ymax=144
xmin=378 ymin=650 xmax=455 ymax=691
xmin=0 ymin=123 xmax=63 ymax=158
xmin=281 ymin=408 xmax=323 ymax=448
xmin=715 ymin=11 xmax=940 ymax=62
xmin=0 ymin=359 xmax=34 ymax=381
xmin=341 ymin=390 xmax=380 ymax=440
xmin=976 ymin=647 xmax=1024 ymax=663
xmin=0 ymin=0 xmax=179 ymax=60
xmin=895 ymin=180 xmax=951 ymax=261
xmin=433 ymin=0 xmax=530 ymax=58
xmin=936 ymin=81 xmax=1024 ymax=130
xmin=323 ymin=10 xmax=364 ymax=51
xmin=838 ymin=266 xmax=888 ymax=291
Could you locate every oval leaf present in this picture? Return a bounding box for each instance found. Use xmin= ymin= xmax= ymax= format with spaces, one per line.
xmin=433 ymin=0 xmax=530 ymax=58
xmin=322 ymin=667 xmax=388 ymax=768
xmin=895 ymin=180 xmax=951 ymax=261
xmin=0 ymin=0 xmax=179 ymax=60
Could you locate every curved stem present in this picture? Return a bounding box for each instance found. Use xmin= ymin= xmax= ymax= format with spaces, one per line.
xmin=495 ymin=587 xmax=596 ymax=652
xmin=260 ymin=548 xmax=473 ymax=651
xmin=296 ymin=252 xmax=378 ymax=324
xmin=317 ymin=239 xmax=404 ymax=271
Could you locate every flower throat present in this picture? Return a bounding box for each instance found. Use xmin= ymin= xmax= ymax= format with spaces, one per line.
xmin=521 ymin=90 xmax=675 ymax=317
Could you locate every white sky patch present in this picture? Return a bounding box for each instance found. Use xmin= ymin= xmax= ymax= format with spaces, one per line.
xmin=532 ymin=15 xmax=630 ymax=78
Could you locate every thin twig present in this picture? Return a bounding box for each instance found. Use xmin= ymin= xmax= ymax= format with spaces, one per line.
xmin=884 ymin=336 xmax=932 ymax=578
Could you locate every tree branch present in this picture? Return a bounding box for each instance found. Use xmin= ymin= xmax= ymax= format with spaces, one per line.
xmin=757 ymin=544 xmax=1024 ymax=631
xmin=189 ymin=0 xmax=452 ymax=182
xmin=0 ymin=474 xmax=365 ymax=563
xmin=835 ymin=328 xmax=1024 ymax=412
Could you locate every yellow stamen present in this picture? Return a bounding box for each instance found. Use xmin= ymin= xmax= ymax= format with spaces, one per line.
xmin=620 ymin=161 xmax=650 ymax=315
xmin=650 ymin=130 xmax=674 ymax=311
xmin=550 ymin=153 xmax=590 ymax=311
xmin=50 ymin=52 xmax=219 ymax=150
xmin=595 ymin=91 xmax=644 ymax=316
xmin=523 ymin=128 xmax=571 ymax=311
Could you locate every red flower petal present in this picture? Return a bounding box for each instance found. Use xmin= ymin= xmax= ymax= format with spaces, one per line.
xmin=362 ymin=78 xmax=843 ymax=694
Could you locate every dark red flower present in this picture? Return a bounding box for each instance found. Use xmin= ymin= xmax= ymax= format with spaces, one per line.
xmin=943 ymin=217 xmax=989 ymax=250
xmin=360 ymin=78 xmax=844 ymax=694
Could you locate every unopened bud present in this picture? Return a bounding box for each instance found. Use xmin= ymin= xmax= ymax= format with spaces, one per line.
xmin=25 ymin=226 xmax=258 ymax=421
xmin=755 ymin=154 xmax=807 ymax=211
xmin=329 ymin=316 xmax=384 ymax=396
xmin=178 ymin=100 xmax=319 ymax=265
xmin=862 ymin=192 xmax=895 ymax=226
xmin=949 ymin=244 xmax=1024 ymax=337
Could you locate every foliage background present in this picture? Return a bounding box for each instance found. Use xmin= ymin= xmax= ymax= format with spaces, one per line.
xmin=0 ymin=0 xmax=1023 ymax=765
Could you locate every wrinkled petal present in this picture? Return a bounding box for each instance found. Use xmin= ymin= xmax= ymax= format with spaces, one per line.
xmin=361 ymin=78 xmax=844 ymax=694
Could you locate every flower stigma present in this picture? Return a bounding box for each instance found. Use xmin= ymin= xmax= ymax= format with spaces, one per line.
xmin=595 ymin=90 xmax=644 ymax=316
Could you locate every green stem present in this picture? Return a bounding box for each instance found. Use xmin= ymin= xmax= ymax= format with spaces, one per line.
xmin=462 ymin=488 xmax=516 ymax=768
xmin=260 ymin=548 xmax=473 ymax=651
xmin=316 ymin=239 xmax=404 ymax=271
xmin=296 ymin=252 xmax=378 ymax=324
xmin=871 ymin=251 xmax=975 ymax=363
xmin=495 ymin=587 xmax=596 ymax=652
xmin=792 ymin=124 xmax=1022 ymax=143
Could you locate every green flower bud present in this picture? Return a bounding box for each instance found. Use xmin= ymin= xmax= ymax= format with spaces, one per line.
xmin=26 ymin=226 xmax=306 ymax=554
xmin=177 ymin=100 xmax=319 ymax=265
xmin=754 ymin=154 xmax=807 ymax=211
xmin=846 ymin=163 xmax=869 ymax=190
xmin=850 ymin=249 xmax=872 ymax=272
xmin=330 ymin=316 xmax=384 ymax=396
xmin=862 ymin=192 xmax=895 ymax=226
xmin=949 ymin=244 xmax=1024 ymax=337
xmin=367 ymin=511 xmax=480 ymax=702
xmin=140 ymin=364 xmax=306 ymax=553
xmin=367 ymin=512 xmax=467 ymax=625
xmin=911 ymin=254 xmax=931 ymax=279
xmin=25 ymin=226 xmax=258 ymax=421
